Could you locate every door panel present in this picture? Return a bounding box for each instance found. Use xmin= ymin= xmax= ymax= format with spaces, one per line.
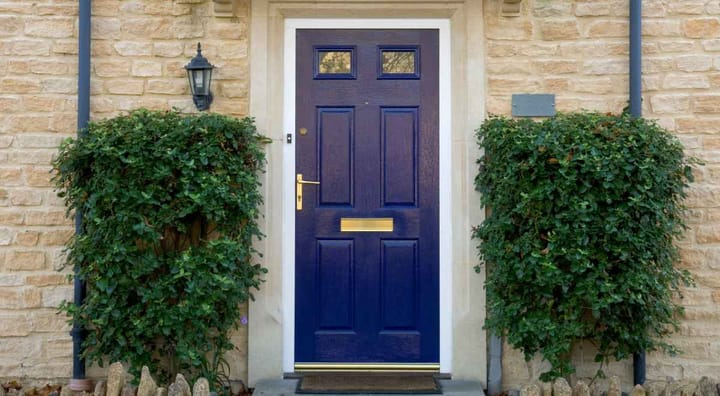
xmin=295 ymin=29 xmax=439 ymax=365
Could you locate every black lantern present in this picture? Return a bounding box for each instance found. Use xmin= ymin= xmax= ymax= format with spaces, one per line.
xmin=185 ymin=43 xmax=214 ymax=111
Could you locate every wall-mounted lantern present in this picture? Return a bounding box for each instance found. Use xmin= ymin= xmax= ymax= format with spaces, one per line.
xmin=185 ymin=43 xmax=214 ymax=111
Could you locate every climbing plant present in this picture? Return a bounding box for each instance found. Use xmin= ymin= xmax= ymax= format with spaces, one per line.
xmin=54 ymin=109 xmax=268 ymax=386
xmin=474 ymin=112 xmax=697 ymax=381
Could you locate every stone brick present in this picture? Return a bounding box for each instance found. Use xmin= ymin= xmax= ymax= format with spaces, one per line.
xmin=583 ymin=59 xmax=628 ymax=75
xmin=669 ymin=1 xmax=708 ymax=15
xmin=486 ymin=20 xmax=534 ymax=41
xmin=706 ymin=39 xmax=720 ymax=51
xmin=40 ymin=230 xmax=73 ymax=246
xmin=0 ymin=212 xmax=24 ymax=225
xmin=15 ymin=231 xmax=40 ymax=247
xmin=683 ymin=17 xmax=720 ymax=38
xmin=0 ymin=78 xmax=42 ymax=94
xmin=24 ymin=18 xmax=75 ymax=38
xmin=0 ymin=16 xmax=23 ymax=36
xmin=0 ymin=314 xmax=31 ymax=336
xmin=94 ymin=60 xmax=130 ymax=78
xmin=0 ymin=96 xmax=21 ymax=113
xmin=154 ymin=42 xmax=184 ymax=57
xmin=644 ymin=57 xmax=675 ymax=73
xmin=540 ymin=20 xmax=580 ymax=40
xmin=208 ymin=22 xmax=247 ymax=40
xmin=693 ymin=95 xmax=720 ymax=113
xmin=26 ymin=274 xmax=69 ymax=287
xmin=0 ymin=227 xmax=12 ymax=245
xmin=25 ymin=210 xmax=70 ymax=226
xmin=642 ymin=20 xmax=682 ymax=37
xmin=52 ymin=40 xmax=78 ymax=55
xmin=5 ymin=251 xmax=46 ymax=271
xmin=122 ymin=18 xmax=173 ymax=39
xmin=105 ymin=79 xmax=145 ymax=95
xmin=147 ymin=79 xmax=187 ymax=95
xmin=92 ymin=17 xmax=121 ymax=40
xmin=650 ymin=94 xmax=690 ymax=114
xmin=696 ymin=224 xmax=720 ymax=244
xmin=533 ymin=60 xmax=580 ymax=74
xmin=42 ymin=78 xmax=77 ymax=94
xmin=663 ymin=73 xmax=710 ymax=89
xmin=44 ymin=338 xmax=73 ymax=359
xmin=676 ymin=55 xmax=714 ymax=72
xmin=0 ymin=167 xmax=23 ymax=186
xmin=35 ymin=5 xmax=78 ymax=16
xmin=114 ymin=41 xmax=153 ymax=57
xmin=41 ymin=286 xmax=72 ymax=308
xmin=9 ymin=189 xmax=43 ymax=206
xmin=587 ymin=20 xmax=628 ymax=38
xmin=219 ymin=81 xmax=248 ymax=98
xmin=131 ymin=61 xmax=162 ymax=77
xmin=660 ymin=39 xmax=698 ymax=53
xmin=25 ymin=166 xmax=53 ymax=187
xmin=50 ymin=113 xmax=77 ymax=133
xmin=8 ymin=150 xmax=56 ymax=165
xmin=575 ymin=3 xmax=611 ymax=17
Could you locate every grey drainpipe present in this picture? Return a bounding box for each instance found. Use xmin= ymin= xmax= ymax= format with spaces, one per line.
xmin=69 ymin=0 xmax=92 ymax=391
xmin=487 ymin=333 xmax=503 ymax=395
xmin=629 ymin=0 xmax=646 ymax=386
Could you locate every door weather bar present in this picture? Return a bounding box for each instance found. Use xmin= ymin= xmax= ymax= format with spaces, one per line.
xmin=294 ymin=363 xmax=440 ymax=372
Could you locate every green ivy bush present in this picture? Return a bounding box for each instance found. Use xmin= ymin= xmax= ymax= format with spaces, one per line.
xmin=473 ymin=112 xmax=696 ymax=381
xmin=53 ymin=109 xmax=268 ymax=386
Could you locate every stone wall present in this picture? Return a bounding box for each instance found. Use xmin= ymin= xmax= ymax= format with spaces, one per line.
xmin=484 ymin=0 xmax=720 ymax=392
xmin=0 ymin=0 xmax=250 ymax=386
xmin=2 ymin=0 xmax=720 ymax=389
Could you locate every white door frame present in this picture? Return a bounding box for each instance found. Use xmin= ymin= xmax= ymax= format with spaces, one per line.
xmin=282 ymin=18 xmax=453 ymax=373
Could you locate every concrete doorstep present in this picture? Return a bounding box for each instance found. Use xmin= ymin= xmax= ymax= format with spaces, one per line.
xmin=252 ymin=379 xmax=486 ymax=396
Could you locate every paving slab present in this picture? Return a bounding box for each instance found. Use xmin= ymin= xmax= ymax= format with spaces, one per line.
xmin=253 ymin=379 xmax=485 ymax=396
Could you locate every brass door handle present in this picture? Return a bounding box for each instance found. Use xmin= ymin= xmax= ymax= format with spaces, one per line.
xmin=296 ymin=173 xmax=320 ymax=211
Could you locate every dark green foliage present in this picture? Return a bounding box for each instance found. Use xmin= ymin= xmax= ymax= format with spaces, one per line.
xmin=53 ymin=109 xmax=268 ymax=386
xmin=473 ymin=112 xmax=696 ymax=381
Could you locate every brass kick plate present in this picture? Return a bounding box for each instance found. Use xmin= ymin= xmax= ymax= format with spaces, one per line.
xmin=340 ymin=218 xmax=393 ymax=232
xmin=294 ymin=363 xmax=440 ymax=372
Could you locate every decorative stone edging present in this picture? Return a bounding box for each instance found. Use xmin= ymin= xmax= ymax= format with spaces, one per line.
xmin=519 ymin=376 xmax=720 ymax=396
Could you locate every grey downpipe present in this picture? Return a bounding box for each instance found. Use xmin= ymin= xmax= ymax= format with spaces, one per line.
xmin=488 ymin=333 xmax=503 ymax=395
xmin=629 ymin=0 xmax=646 ymax=386
xmin=70 ymin=0 xmax=92 ymax=391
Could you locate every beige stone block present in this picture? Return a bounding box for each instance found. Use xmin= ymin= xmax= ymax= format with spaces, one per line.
xmin=92 ymin=41 xmax=115 ymax=57
xmin=533 ymin=2 xmax=571 ymax=17
xmin=122 ymin=18 xmax=173 ymax=40
xmin=0 ymin=227 xmax=12 ymax=245
xmin=696 ymin=224 xmax=720 ymax=244
xmin=15 ymin=231 xmax=40 ymax=247
xmin=587 ymin=20 xmax=628 ymax=38
xmin=0 ymin=167 xmax=23 ymax=186
xmin=208 ymin=21 xmax=248 ymax=40
xmin=164 ymin=61 xmax=188 ymax=77
xmin=1 ymin=78 xmax=42 ymax=94
xmin=25 ymin=210 xmax=70 ymax=226
xmin=7 ymin=115 xmax=52 ymax=133
xmin=0 ymin=212 xmax=24 ymax=225
xmin=558 ymin=41 xmax=627 ymax=57
xmin=21 ymin=161 xmax=54 ymax=185
xmin=542 ymin=77 xmax=571 ymax=91
xmin=702 ymin=39 xmax=720 ymax=51
xmin=8 ymin=60 xmax=31 ymax=74
xmin=5 ymin=251 xmax=46 ymax=271
xmin=540 ymin=20 xmax=580 ymax=40
xmin=105 ymin=79 xmax=145 ymax=95
xmin=710 ymin=72 xmax=720 ymax=88
xmin=41 ymin=78 xmax=77 ymax=94
xmin=114 ymin=41 xmax=153 ymax=57
xmin=24 ymin=17 xmax=75 ymax=38
xmin=487 ymin=60 xmax=531 ymax=75
xmin=41 ymin=285 xmax=72 ymax=308
xmin=30 ymin=61 xmax=70 ymax=76
xmin=669 ymin=1 xmax=707 ymax=15
xmin=0 ymin=96 xmax=21 ymax=113
xmin=153 ymin=42 xmax=184 ymax=58
xmin=650 ymin=94 xmax=690 ymax=114
xmin=685 ymin=185 xmax=720 ymax=208
xmin=641 ymin=0 xmax=667 ymax=17
xmin=92 ymin=17 xmax=121 ymax=40
xmin=147 ymin=79 xmax=187 ymax=95
xmin=40 ymin=230 xmax=74 ymax=247
xmin=676 ymin=117 xmax=720 ymax=134
xmin=533 ymin=59 xmax=579 ymax=74
xmin=575 ymin=3 xmax=611 ymax=17
xmin=30 ymin=311 xmax=70 ymax=332
xmin=50 ymin=113 xmax=77 ymax=133
xmin=220 ymin=81 xmax=248 ymax=98
xmin=0 ymin=314 xmax=31 ymax=336
xmin=713 ymin=291 xmax=720 ymax=302
xmin=53 ymin=40 xmax=78 ymax=55
xmin=132 ymin=61 xmax=162 ymax=77
xmin=683 ymin=18 xmax=720 ymax=39
xmin=0 ymin=16 xmax=23 ymax=36
xmin=488 ymin=77 xmax=541 ymax=94
xmin=583 ymin=59 xmax=628 ymax=75
xmin=693 ymin=95 xmax=720 ymax=113
xmin=9 ymin=190 xmax=43 ymax=206
xmin=26 ymin=273 xmax=69 ymax=287
xmin=644 ymin=56 xmax=675 ymax=73
xmin=519 ymin=43 xmax=560 ymax=57
xmin=676 ymin=55 xmax=714 ymax=72
xmin=94 ymin=60 xmax=130 ymax=77
xmin=44 ymin=338 xmax=73 ymax=359
xmin=36 ymin=5 xmax=78 ymax=16
xmin=486 ymin=19 xmax=534 ymax=41
xmin=642 ymin=19 xmax=682 ymax=37
xmin=486 ymin=42 xmax=518 ymax=57
xmin=572 ymin=77 xmax=618 ymax=94
xmin=663 ymin=73 xmax=710 ymax=89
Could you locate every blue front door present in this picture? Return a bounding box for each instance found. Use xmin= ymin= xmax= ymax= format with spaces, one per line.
xmin=295 ymin=29 xmax=439 ymax=365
